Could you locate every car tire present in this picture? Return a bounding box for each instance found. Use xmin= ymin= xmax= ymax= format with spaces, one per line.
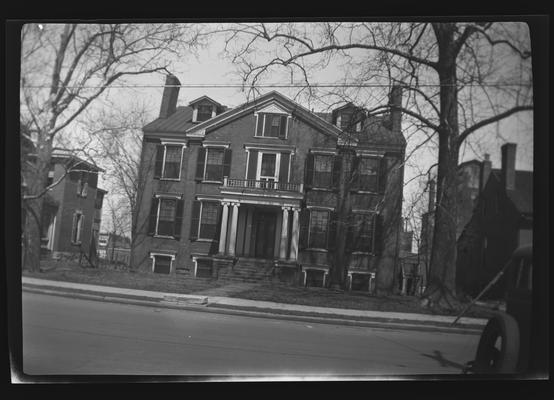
xmin=473 ymin=313 xmax=520 ymax=374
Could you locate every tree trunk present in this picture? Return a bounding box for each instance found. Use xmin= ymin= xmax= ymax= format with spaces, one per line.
xmin=23 ymin=136 xmax=52 ymax=272
xmin=329 ymin=153 xmax=351 ymax=290
xmin=423 ymin=24 xmax=461 ymax=310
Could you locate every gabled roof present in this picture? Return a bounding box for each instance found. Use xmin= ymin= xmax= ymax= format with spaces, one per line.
xmin=188 ymin=95 xmax=224 ymax=108
xmin=50 ymin=150 xmax=105 ymax=172
xmin=491 ymin=169 xmax=533 ymax=214
xmin=185 ymin=90 xmax=343 ymax=138
xmin=143 ymin=106 xmax=195 ymax=133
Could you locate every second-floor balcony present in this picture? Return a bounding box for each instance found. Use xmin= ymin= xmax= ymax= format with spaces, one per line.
xmin=222 ymin=177 xmax=304 ymax=193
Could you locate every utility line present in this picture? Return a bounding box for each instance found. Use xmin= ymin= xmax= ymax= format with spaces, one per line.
xmin=21 ymin=82 xmax=532 ymax=89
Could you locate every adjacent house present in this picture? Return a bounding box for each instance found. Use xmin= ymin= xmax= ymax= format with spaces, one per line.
xmin=21 ymin=142 xmax=107 ymax=264
xmin=132 ymin=74 xmax=406 ymax=289
xmin=456 ymin=143 xmax=533 ymax=299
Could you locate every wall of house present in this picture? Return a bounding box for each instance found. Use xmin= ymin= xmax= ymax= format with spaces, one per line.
xmin=456 ymin=174 xmax=524 ymax=299
xmin=133 ymin=111 xmax=339 ymax=273
xmin=133 ymin=102 xmax=405 ymax=287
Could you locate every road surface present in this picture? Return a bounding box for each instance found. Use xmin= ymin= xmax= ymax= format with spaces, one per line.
xmin=22 ymin=292 xmax=479 ymax=377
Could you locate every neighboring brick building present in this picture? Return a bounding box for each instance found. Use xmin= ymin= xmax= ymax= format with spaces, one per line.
xmin=456 ymin=143 xmax=533 ymax=299
xmin=37 ymin=150 xmax=107 ymax=262
xmin=132 ymin=74 xmax=406 ymax=290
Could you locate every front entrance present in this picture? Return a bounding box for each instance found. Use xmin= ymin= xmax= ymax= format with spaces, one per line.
xmin=253 ymin=210 xmax=277 ymax=258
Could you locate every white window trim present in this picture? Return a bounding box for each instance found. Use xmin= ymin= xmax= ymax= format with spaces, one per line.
xmin=153 ymin=196 xmax=181 ymax=239
xmin=71 ymin=211 xmax=84 ymax=245
xmin=200 ymin=146 xmax=227 ymax=183
xmin=256 ymin=151 xmax=281 ymax=183
xmin=191 ymin=256 xmax=213 ymax=278
xmin=150 ymin=252 xmax=176 ymax=274
xmin=254 ymin=112 xmax=290 ymax=138
xmin=306 ymin=208 xmax=331 ymax=251
xmin=193 ymin=104 xmax=215 ymax=123
xmin=197 ymin=200 xmax=220 ymax=241
xmin=160 ymin=144 xmax=185 ymax=181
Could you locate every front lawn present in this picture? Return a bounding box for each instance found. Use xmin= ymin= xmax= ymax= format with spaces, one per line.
xmin=22 ymin=260 xmax=497 ymax=319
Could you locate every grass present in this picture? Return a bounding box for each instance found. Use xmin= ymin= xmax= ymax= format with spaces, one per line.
xmin=23 ymin=259 xmax=498 ymax=319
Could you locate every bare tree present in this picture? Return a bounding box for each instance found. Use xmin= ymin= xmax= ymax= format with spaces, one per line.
xmin=217 ymin=22 xmax=533 ymax=307
xmin=84 ymin=104 xmax=155 ymax=269
xmin=20 ymin=23 xmax=202 ymax=272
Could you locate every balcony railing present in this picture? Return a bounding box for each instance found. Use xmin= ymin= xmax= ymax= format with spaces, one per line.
xmin=223 ymin=177 xmax=303 ymax=193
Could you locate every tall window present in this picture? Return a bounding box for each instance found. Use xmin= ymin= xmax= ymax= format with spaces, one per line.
xmin=199 ymin=201 xmax=219 ymax=239
xmin=77 ymin=171 xmax=88 ymax=197
xmin=197 ymin=104 xmax=213 ymax=122
xmin=148 ymin=196 xmax=184 ymax=239
xmin=71 ymin=211 xmax=84 ymax=244
xmin=313 ymin=155 xmax=334 ymax=188
xmin=359 ymin=157 xmax=380 ymax=192
xmin=309 ymin=210 xmax=329 ymax=249
xmin=205 ymin=148 xmax=225 ymax=181
xmin=157 ymin=198 xmax=177 ymax=236
xmin=164 ymin=146 xmax=182 ymax=179
xmin=155 ymin=144 xmax=184 ymax=180
xmin=352 ymin=213 xmax=375 ymax=253
xmin=268 ymin=115 xmax=282 ymax=137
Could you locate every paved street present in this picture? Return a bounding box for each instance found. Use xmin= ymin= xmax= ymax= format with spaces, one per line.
xmin=23 ymin=292 xmax=479 ymax=377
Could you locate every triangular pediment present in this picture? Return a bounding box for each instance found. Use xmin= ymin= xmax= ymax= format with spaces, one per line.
xmin=255 ymin=101 xmax=290 ymax=115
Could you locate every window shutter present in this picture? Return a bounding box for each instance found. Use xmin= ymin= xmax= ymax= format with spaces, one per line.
xmin=304 ymin=153 xmax=314 ymax=187
xmin=255 ymin=113 xmax=264 ymax=136
xmin=189 ymin=200 xmax=201 ymax=240
xmin=351 ymin=156 xmax=360 ymax=191
xmin=279 ymin=115 xmax=288 ymax=139
xmin=212 ymin=204 xmax=223 ymax=243
xmin=327 ymin=211 xmax=337 ymax=251
xmin=298 ymin=208 xmax=310 ymax=250
xmin=173 ymin=198 xmax=184 ymax=240
xmin=332 ymin=155 xmax=342 ymax=189
xmin=147 ymin=197 xmax=159 ymax=235
xmin=222 ymin=148 xmax=232 ymax=179
xmin=71 ymin=213 xmax=78 ymax=242
xmin=247 ymin=150 xmax=258 ymax=180
xmin=379 ymin=156 xmax=388 ymax=194
xmin=373 ymin=213 xmax=384 ymax=255
xmin=279 ymin=152 xmax=290 ymax=183
xmin=154 ymin=145 xmax=164 ymax=179
xmin=195 ymin=147 xmax=206 ymax=181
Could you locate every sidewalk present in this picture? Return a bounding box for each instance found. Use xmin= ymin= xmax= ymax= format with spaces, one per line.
xmin=22 ymin=277 xmax=487 ymax=335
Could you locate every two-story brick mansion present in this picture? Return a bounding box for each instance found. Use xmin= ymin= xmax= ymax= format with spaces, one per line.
xmin=132 ymin=75 xmax=406 ymax=291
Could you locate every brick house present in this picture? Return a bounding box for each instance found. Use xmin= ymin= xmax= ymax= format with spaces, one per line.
xmin=21 ymin=140 xmax=107 ymax=263
xmin=132 ymin=75 xmax=406 ymax=290
xmin=456 ymin=143 xmax=533 ymax=299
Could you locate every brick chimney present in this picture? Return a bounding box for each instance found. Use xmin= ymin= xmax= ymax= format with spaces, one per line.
xmin=389 ymin=85 xmax=402 ymax=134
xmin=501 ymin=143 xmax=517 ymax=191
xmin=428 ymin=179 xmax=436 ymax=212
xmin=159 ymin=74 xmax=181 ymax=118
xmin=481 ymin=153 xmax=492 ymax=191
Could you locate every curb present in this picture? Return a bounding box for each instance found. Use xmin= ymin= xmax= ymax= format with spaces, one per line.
xmin=23 ymin=284 xmax=483 ymax=335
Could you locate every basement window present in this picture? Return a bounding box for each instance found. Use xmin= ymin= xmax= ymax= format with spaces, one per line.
xmin=151 ymin=254 xmax=174 ymax=274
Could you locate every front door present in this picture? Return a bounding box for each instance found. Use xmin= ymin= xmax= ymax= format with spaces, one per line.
xmin=253 ymin=210 xmax=277 ymax=258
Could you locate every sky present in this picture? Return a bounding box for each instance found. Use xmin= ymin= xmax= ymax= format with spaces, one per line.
xmin=72 ymin=23 xmax=534 ymax=236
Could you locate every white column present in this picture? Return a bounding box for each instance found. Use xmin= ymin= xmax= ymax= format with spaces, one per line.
xmin=279 ymin=207 xmax=289 ymax=260
xmin=289 ymin=208 xmax=300 ymax=261
xmin=227 ymin=203 xmax=240 ymax=256
xmin=218 ymin=202 xmax=230 ymax=255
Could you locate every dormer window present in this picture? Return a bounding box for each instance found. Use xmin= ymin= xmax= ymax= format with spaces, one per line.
xmin=189 ymin=96 xmax=224 ymax=123
xmin=196 ymin=104 xmax=213 ymax=122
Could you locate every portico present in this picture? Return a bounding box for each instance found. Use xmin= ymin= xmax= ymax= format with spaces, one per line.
xmin=217 ymin=199 xmax=301 ymax=262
